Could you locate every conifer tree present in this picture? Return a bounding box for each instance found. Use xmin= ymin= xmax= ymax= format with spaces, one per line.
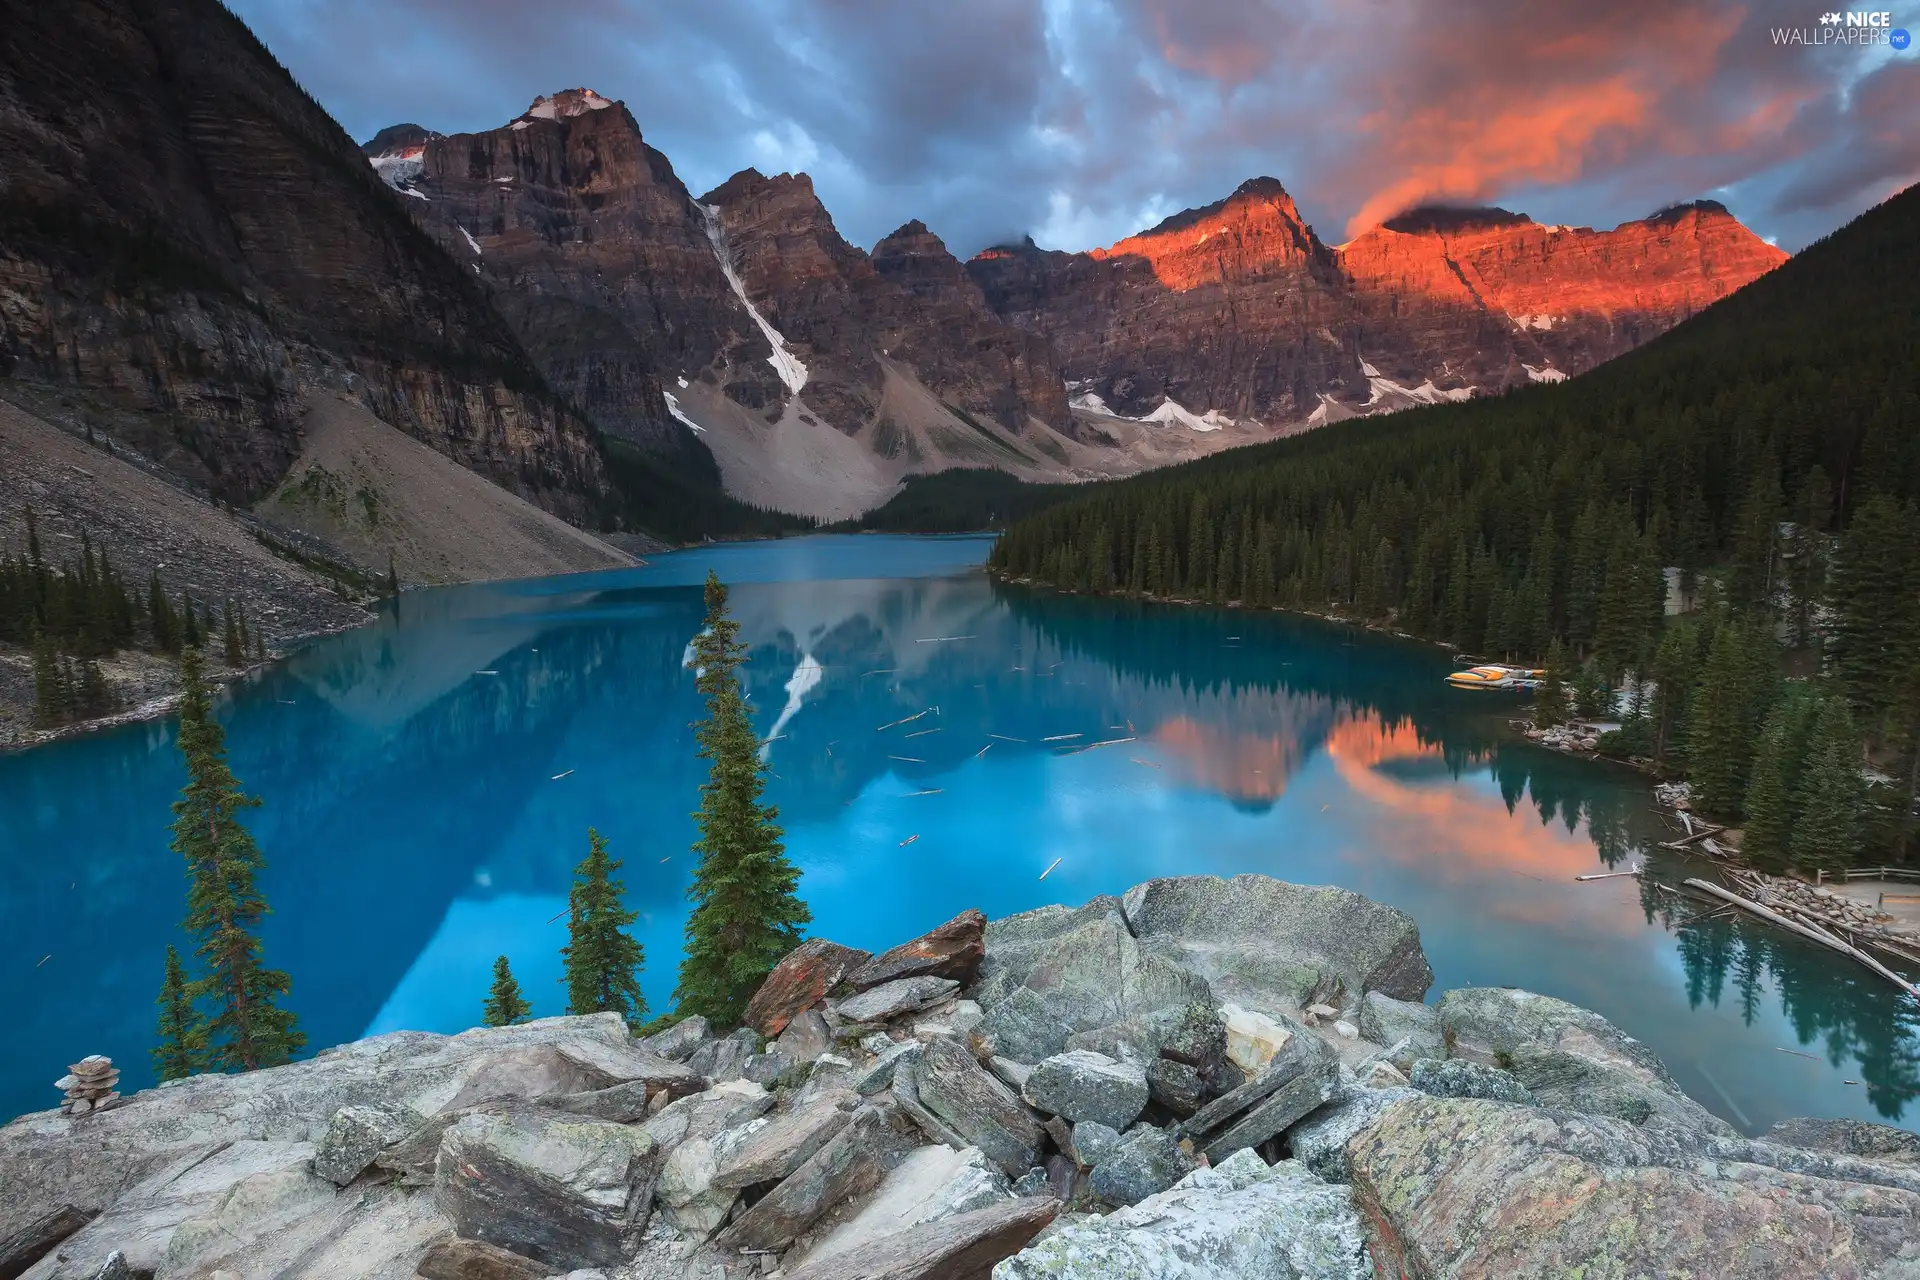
xmin=171 ymin=647 xmax=304 ymax=1071
xmin=149 ymin=571 xmax=176 ymax=653
xmin=561 ymin=828 xmax=647 ymax=1024
xmin=1791 ymin=698 xmax=1866 ymax=871
xmin=182 ymin=593 xmax=201 ymax=648
xmin=222 ymin=600 xmax=242 ymax=668
xmin=675 ymin=571 xmax=811 ymax=1026
xmin=1688 ymin=623 xmax=1755 ymax=819
xmin=1743 ymin=689 xmax=1818 ymax=864
xmin=1534 ymin=638 xmax=1570 ymax=726
xmin=1572 ymin=660 xmax=1608 ymax=719
xmin=152 ymin=943 xmax=203 ymax=1080
xmin=484 ymin=955 xmax=533 ymax=1027
xmin=31 ymin=628 xmax=68 ymax=728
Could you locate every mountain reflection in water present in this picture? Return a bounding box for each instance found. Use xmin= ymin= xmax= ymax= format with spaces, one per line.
xmin=1 ymin=535 xmax=1914 ymax=1130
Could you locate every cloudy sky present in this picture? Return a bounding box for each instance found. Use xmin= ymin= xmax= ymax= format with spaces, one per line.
xmin=233 ymin=0 xmax=1918 ymax=256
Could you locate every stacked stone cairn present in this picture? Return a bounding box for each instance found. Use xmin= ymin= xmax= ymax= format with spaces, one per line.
xmin=57 ymin=1055 xmax=120 ymax=1116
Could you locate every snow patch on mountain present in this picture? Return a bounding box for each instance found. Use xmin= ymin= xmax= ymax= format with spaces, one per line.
xmin=525 ymin=89 xmax=615 ymax=120
xmin=663 ymin=390 xmax=707 ymax=433
xmin=1509 ymin=313 xmax=1559 ymax=331
xmin=458 ymin=226 xmax=482 ymax=257
xmin=1070 ymin=389 xmax=1231 ymax=431
xmin=1523 ymin=364 xmax=1569 ymax=383
xmin=1362 ymin=357 xmax=1474 ymax=407
xmin=701 ymin=204 xmax=808 ymax=396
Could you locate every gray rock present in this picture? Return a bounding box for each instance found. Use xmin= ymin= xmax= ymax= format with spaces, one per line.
xmin=711 ymin=1093 xmax=857 ymax=1190
xmin=1410 ymin=1057 xmax=1534 ymax=1105
xmin=1011 ymin=1167 xmax=1051 ymax=1198
xmin=655 ymin=1134 xmax=736 ymax=1238
xmin=0 ymin=1206 xmax=97 ymax=1278
xmin=1288 ymin=1085 xmax=1419 ymax=1183
xmin=1021 ymin=1051 xmax=1149 ymax=1130
xmin=914 ymin=1037 xmax=1046 ymax=1179
xmin=1120 ymin=874 xmax=1433 ymax=1010
xmin=854 ymin=1040 xmax=923 ymax=1095
xmin=86 ymin=1252 xmax=134 ymax=1280
xmin=706 ymin=1027 xmax=762 ymax=1083
xmin=311 ymin=1102 xmax=421 ymax=1186
xmin=1357 ymin=992 xmax=1443 ymax=1067
xmin=887 ymin=1053 xmax=972 ymax=1150
xmin=846 ymin=908 xmax=988 ymax=991
xmin=545 ymin=1076 xmax=697 ymax=1126
xmin=1181 ymin=1026 xmax=1338 ymax=1161
xmin=714 ymin=1105 xmax=909 ymax=1253
xmin=641 ymin=1079 xmax=773 ymax=1157
xmin=976 ymin=899 xmax=1214 ymax=1036
xmin=803 ymin=1144 xmax=1015 ymax=1267
xmin=1764 ymin=1116 xmax=1920 ymax=1164
xmin=1351 ymin=1096 xmax=1920 ymax=1278
xmin=834 ymin=976 xmax=962 ymax=1025
xmin=638 ymin=1016 xmax=711 ymax=1063
xmin=786 ymin=1196 xmax=1057 ymax=1280
xmin=974 ymin=987 xmax=1072 ymax=1065
xmin=987 ymin=1057 xmax=1032 ymax=1092
xmin=416 ymin=1236 xmax=550 ymax=1280
xmin=1145 ymin=1058 xmax=1207 ymax=1118
xmin=682 ymin=1040 xmax=718 ymax=1079
xmin=1087 ymin=1125 xmax=1196 ymax=1208
xmin=742 ymin=1050 xmax=799 ymax=1088
xmin=433 ymin=1109 xmax=653 ymax=1271
xmin=1070 ymin=1121 xmax=1122 ymax=1167
xmin=999 ymin=1149 xmax=1367 ymax=1279
xmin=1437 ymin=987 xmax=1734 ymax=1136
xmin=776 ymin=1008 xmax=832 ymax=1064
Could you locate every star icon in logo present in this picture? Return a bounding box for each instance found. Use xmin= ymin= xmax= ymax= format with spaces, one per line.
xmin=1820 ymin=11 xmax=1842 ymax=22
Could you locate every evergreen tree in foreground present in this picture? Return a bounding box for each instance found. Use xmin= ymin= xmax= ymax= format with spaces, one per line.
xmin=484 ymin=955 xmax=533 ymax=1027
xmin=1533 ymin=638 xmax=1569 ymax=727
xmin=1742 ymin=689 xmax=1819 ymax=866
xmin=561 ymin=829 xmax=647 ymax=1025
xmin=675 ymin=571 xmax=811 ymax=1026
xmin=152 ymin=943 xmax=203 ymax=1081
xmin=171 ymin=647 xmax=304 ymax=1071
xmin=1791 ymin=698 xmax=1867 ymax=872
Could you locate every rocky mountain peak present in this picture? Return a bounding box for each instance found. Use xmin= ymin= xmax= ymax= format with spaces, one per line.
xmin=1090 ymin=174 xmax=1329 ymax=289
xmin=360 ymin=122 xmax=441 ymax=158
xmin=522 ymin=87 xmax=618 ymax=120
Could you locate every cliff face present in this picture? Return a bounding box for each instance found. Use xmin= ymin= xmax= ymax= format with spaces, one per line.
xmin=385 ymin=90 xmax=765 ymax=450
xmin=701 ymin=169 xmax=1072 ymax=435
xmin=0 ymin=0 xmax=607 ymax=518
xmin=969 ymin=185 xmax=1788 ymax=422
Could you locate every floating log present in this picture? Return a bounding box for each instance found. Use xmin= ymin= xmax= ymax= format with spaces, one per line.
xmin=1658 ymin=823 xmax=1727 ymax=850
xmin=1042 ymin=733 xmax=1083 ymax=742
xmin=1039 ymin=857 xmax=1062 ymax=880
xmin=1575 ymin=867 xmax=1640 ymax=882
xmin=1130 ymin=758 xmax=1161 ymax=769
xmin=1683 ymin=878 xmax=1920 ymax=1001
xmin=551 ymin=769 xmax=574 ymax=780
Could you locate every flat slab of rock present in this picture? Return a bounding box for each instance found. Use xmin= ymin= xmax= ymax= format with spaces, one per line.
xmin=1357 ymin=992 xmax=1443 ymax=1067
xmin=847 ymin=909 xmax=988 ymax=991
xmin=637 ymin=1015 xmax=711 ymax=1063
xmin=1004 ymin=1149 xmax=1366 ymax=1279
xmin=745 ymin=939 xmax=873 ymax=1037
xmin=913 ymin=1038 xmax=1044 ymax=1178
xmin=434 ymin=1110 xmax=652 ymax=1271
xmin=786 ymin=1195 xmax=1057 ymax=1280
xmin=1437 ymin=987 xmax=1733 ymax=1136
xmin=1410 ymin=1057 xmax=1534 ymax=1104
xmin=416 ymin=1236 xmax=551 ymax=1280
xmin=1765 ymin=1117 xmax=1920 ymax=1164
xmin=801 ymin=1144 xmax=1012 ymax=1266
xmin=973 ymin=988 xmax=1071 ymax=1065
xmin=1289 ymin=1085 xmax=1419 ymax=1184
xmin=1020 ymin=1051 xmax=1148 ymax=1130
xmin=1122 ymin=875 xmax=1432 ymax=1010
xmin=713 ymin=1106 xmax=906 ymax=1253
xmin=711 ymin=1093 xmax=857 ymax=1190
xmin=834 ymin=976 xmax=961 ymax=1026
xmin=1352 ymin=1096 xmax=1920 ymax=1279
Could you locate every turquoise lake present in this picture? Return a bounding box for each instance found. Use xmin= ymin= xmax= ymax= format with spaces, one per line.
xmin=3 ymin=534 xmax=1917 ymax=1130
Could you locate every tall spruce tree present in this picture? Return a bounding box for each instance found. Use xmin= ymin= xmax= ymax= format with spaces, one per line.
xmin=484 ymin=955 xmax=533 ymax=1027
xmin=1688 ymin=622 xmax=1758 ymax=819
xmin=152 ymin=943 xmax=203 ymax=1081
xmin=222 ymin=600 xmax=242 ymax=668
xmin=1743 ymin=689 xmax=1819 ymax=865
xmin=1534 ymin=639 xmax=1570 ymax=726
xmin=674 ymin=572 xmax=811 ymax=1026
xmin=171 ymin=647 xmax=304 ymax=1071
xmin=561 ymin=829 xmax=647 ymax=1025
xmin=1791 ymin=698 xmax=1867 ymax=871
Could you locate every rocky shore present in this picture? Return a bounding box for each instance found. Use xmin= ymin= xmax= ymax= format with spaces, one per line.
xmin=4 ymin=874 xmax=1918 ymax=1279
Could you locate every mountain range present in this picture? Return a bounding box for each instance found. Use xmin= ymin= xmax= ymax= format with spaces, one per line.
xmin=0 ymin=0 xmax=1788 ymax=552
xmin=364 ymin=88 xmax=1787 ymax=521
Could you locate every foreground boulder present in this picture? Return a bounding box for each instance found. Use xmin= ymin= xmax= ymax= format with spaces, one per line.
xmin=1437 ymin=988 xmax=1734 ymax=1136
xmin=1021 ymin=1051 xmax=1149 ymax=1130
xmin=1351 ymin=1096 xmax=1920 ymax=1278
xmin=433 ymin=1109 xmax=653 ymax=1270
xmin=1121 ymin=875 xmax=1433 ymax=1010
xmin=801 ymin=1144 xmax=1014 ymax=1266
xmin=913 ymin=1038 xmax=1045 ymax=1178
xmin=999 ymin=1149 xmax=1367 ymax=1279
xmin=848 ymin=909 xmax=988 ymax=991
xmin=744 ymin=940 xmax=873 ymax=1037
xmin=1764 ymin=1117 xmax=1920 ymax=1165
xmin=790 ymin=1196 xmax=1058 ymax=1280
xmin=974 ymin=898 xmax=1214 ymax=1037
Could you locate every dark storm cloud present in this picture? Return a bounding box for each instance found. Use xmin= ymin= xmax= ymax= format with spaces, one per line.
xmin=231 ymin=0 xmax=1917 ymax=254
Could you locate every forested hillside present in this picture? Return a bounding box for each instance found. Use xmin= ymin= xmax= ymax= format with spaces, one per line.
xmin=992 ymin=182 xmax=1920 ymax=864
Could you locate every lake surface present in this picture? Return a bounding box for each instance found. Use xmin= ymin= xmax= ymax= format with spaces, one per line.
xmin=3 ymin=534 xmax=1917 ymax=1130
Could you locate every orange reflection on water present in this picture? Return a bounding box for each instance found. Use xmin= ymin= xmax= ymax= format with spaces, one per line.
xmin=1152 ymin=714 xmax=1313 ymax=803
xmin=1324 ymin=712 xmax=1603 ymax=890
